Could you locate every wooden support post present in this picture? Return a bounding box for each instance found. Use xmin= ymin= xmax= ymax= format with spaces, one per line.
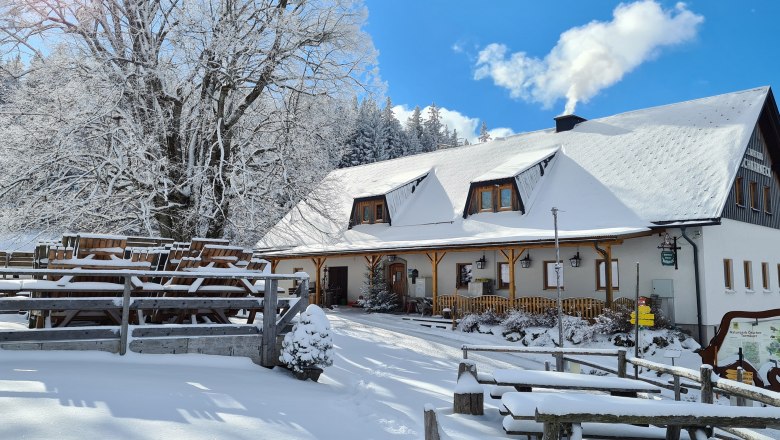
xmin=617 ymin=349 xmax=627 ymax=378
xmin=605 ymin=244 xmax=613 ymax=307
xmin=674 ymin=376 xmax=681 ymax=401
xmin=426 ymin=251 xmax=445 ymax=315
xmin=454 ymin=360 xmax=483 ymax=415
xmin=736 ymin=368 xmax=746 ymax=406
xmin=542 ymin=421 xmax=563 ymax=440
xmin=270 ymin=259 xmax=280 ymax=273
xmin=311 ymin=257 xmax=326 ymax=306
xmin=665 ymin=425 xmax=681 ymax=440
xmin=119 ymin=275 xmax=131 ymax=355
xmin=700 ymin=365 xmax=714 ymax=404
xmin=500 ymin=248 xmax=524 ymax=303
xmin=262 ymin=278 xmax=278 ymax=368
xmin=423 ymin=406 xmax=441 ymax=440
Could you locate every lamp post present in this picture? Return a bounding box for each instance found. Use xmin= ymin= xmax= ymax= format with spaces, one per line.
xmin=552 ymin=207 xmax=563 ymax=369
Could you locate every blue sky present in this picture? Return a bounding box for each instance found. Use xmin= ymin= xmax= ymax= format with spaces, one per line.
xmin=363 ymin=0 xmax=780 ymax=141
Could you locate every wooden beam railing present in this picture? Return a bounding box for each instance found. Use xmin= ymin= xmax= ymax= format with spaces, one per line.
xmin=0 ymin=268 xmax=309 ymax=368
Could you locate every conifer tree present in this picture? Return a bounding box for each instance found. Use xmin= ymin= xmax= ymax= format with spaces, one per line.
xmin=361 ymin=263 xmax=397 ymax=312
xmin=405 ymin=106 xmax=424 ymax=154
xmin=380 ymin=97 xmax=406 ymax=159
xmin=478 ymin=121 xmax=491 ymax=143
xmin=421 ymin=102 xmax=443 ymax=152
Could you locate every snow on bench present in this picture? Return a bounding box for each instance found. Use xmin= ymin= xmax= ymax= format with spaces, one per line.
xmin=502 ymin=416 xmax=667 ymax=439
xmin=533 ymin=393 xmax=780 ymax=440
xmin=491 ymin=369 xmax=661 ymax=395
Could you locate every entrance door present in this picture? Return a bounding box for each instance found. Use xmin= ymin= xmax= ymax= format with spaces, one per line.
xmin=388 ymin=262 xmax=407 ymax=298
xmin=327 ymin=266 xmax=348 ymax=306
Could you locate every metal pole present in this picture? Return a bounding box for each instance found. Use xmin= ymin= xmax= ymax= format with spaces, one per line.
xmin=552 ymin=207 xmax=563 ymax=371
xmin=634 ymin=262 xmax=640 ymax=379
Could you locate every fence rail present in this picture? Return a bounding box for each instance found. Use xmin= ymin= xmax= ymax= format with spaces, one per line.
xmin=0 ymin=268 xmax=309 ymax=367
xmin=435 ymin=295 xmax=635 ymax=318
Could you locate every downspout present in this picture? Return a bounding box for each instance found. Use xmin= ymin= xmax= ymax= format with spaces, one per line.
xmin=680 ymin=227 xmax=705 ymax=344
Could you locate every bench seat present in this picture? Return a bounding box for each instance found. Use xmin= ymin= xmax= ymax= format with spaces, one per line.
xmin=502 ymin=416 xmax=666 ymax=439
xmin=492 ymin=369 xmax=661 ymax=394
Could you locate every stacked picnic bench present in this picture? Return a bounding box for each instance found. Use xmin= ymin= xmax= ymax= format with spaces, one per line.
xmin=455 ymin=346 xmax=780 ymax=440
xmin=0 ymin=233 xmax=287 ymax=328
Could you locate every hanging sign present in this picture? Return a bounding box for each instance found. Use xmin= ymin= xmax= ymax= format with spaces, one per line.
xmin=630 ymin=305 xmax=655 ymax=326
xmin=661 ymin=250 xmax=675 ymax=266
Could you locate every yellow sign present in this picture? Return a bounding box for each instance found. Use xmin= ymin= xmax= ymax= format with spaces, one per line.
xmin=629 ymin=305 xmax=655 ymax=326
xmin=724 ymin=369 xmax=754 ymax=384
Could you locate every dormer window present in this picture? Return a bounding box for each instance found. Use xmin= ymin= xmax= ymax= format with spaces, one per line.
xmin=467 ymin=180 xmax=520 ymax=215
xmin=352 ymin=197 xmax=388 ymax=226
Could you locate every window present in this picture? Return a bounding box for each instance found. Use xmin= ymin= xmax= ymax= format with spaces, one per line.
xmin=762 ymin=262 xmax=770 ymax=290
xmin=596 ymin=259 xmax=619 ymax=290
xmin=744 ymin=261 xmax=753 ymax=290
xmin=543 ymin=261 xmax=564 ymax=290
xmin=354 ymin=199 xmax=386 ymax=225
xmin=479 ymin=190 xmax=492 ymax=211
xmin=723 ymin=259 xmax=733 ymax=290
xmin=456 ymin=263 xmax=473 ymax=288
xmin=750 ymin=181 xmax=759 ymax=211
xmin=764 ymin=186 xmax=772 ymax=214
xmin=470 ymin=181 xmax=518 ymax=214
xmin=735 ymin=177 xmax=744 ymax=207
xmin=497 ymin=262 xmax=510 ymax=289
xmin=498 ymin=185 xmax=513 ymax=210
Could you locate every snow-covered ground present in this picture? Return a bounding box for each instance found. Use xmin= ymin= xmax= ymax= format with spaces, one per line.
xmin=0 ymin=308 xmax=776 ymax=439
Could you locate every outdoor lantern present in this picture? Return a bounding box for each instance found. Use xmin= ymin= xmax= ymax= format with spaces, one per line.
xmin=387 ymin=255 xmax=396 ymax=262
xmin=569 ymin=252 xmax=582 ymax=268
xmin=476 ymin=254 xmax=486 ymax=270
xmin=520 ymin=252 xmax=532 ymax=269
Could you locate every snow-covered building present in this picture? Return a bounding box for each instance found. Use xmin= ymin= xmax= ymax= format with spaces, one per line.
xmin=258 ymin=86 xmax=780 ymax=343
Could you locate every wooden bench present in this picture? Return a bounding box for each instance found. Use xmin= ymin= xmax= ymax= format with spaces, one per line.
xmin=532 ymin=393 xmax=780 ymax=440
xmin=485 ymin=369 xmax=661 ymax=397
xmin=502 ymin=417 xmax=666 ymax=439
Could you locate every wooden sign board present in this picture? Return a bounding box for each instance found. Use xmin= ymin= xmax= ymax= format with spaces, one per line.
xmin=724 ymin=369 xmax=754 ymax=384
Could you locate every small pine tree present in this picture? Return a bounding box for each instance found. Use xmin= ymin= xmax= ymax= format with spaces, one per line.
xmin=478 ymin=121 xmax=491 ymax=143
xmin=361 ymin=263 xmax=397 ymax=312
xmin=279 ymin=304 xmax=334 ymax=373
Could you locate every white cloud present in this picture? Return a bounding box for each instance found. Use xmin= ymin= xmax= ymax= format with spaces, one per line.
xmin=392 ymin=104 xmax=514 ymax=144
xmin=474 ymin=1 xmax=703 ymax=114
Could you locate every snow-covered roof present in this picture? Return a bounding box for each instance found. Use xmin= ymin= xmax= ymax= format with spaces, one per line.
xmin=259 ymin=87 xmax=772 ymax=255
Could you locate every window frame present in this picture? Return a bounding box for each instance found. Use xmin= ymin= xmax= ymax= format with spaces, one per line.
xmin=497 ymin=184 xmax=514 ymax=211
xmin=744 ymin=260 xmax=753 ymax=290
xmin=456 ymin=263 xmax=473 ymax=289
xmin=762 ymin=262 xmax=770 ymax=290
xmin=723 ymin=259 xmax=733 ymax=290
xmin=750 ymin=180 xmax=759 ymax=211
xmin=596 ymin=259 xmax=620 ymax=290
xmin=478 ymin=189 xmax=493 ymax=212
xmin=735 ymin=176 xmax=745 ymax=207
xmin=354 ymin=199 xmax=386 ymax=225
xmin=764 ymin=186 xmax=772 ymax=214
xmin=497 ymin=262 xmax=510 ymax=289
xmin=543 ymin=260 xmax=564 ymax=290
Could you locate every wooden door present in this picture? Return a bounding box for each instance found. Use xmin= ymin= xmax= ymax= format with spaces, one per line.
xmin=327 ymin=266 xmax=348 ymax=306
xmin=388 ymin=263 xmax=407 ymax=297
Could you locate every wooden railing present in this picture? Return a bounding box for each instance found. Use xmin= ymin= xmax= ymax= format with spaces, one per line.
xmin=0 ymin=268 xmax=309 ymax=368
xmin=435 ymin=295 xmax=634 ymax=318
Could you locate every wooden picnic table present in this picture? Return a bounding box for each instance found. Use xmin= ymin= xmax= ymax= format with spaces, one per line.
xmin=530 ymin=393 xmax=780 ymax=440
xmin=488 ymin=369 xmax=661 ymax=397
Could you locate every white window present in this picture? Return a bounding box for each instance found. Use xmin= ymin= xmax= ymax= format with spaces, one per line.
xmin=596 ymin=259 xmax=619 ymax=290
xmin=544 ymin=261 xmax=564 ymax=290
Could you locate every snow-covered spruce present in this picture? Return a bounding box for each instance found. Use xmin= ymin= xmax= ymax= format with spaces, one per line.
xmin=361 ymin=263 xmax=398 ymax=312
xmin=279 ymin=305 xmax=334 ymax=374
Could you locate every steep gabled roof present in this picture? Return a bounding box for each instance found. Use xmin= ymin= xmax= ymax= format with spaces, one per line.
xmin=259 ymin=87 xmax=771 ymax=255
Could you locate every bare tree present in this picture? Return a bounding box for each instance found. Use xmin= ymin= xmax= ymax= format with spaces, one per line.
xmin=0 ymin=0 xmax=376 ymax=243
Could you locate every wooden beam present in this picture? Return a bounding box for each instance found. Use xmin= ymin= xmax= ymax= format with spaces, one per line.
xmin=427 ymin=251 xmax=446 ymax=314
xmin=311 ymin=257 xmax=326 ymax=306
xmin=605 ymin=244 xmax=613 ymax=307
xmin=270 ymin=259 xmax=280 ymax=273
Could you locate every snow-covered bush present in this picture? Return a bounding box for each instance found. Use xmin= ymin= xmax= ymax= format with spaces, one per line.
xmin=501 ymin=309 xmax=556 ymax=335
xmin=361 ymin=264 xmax=397 ymax=312
xmin=478 ymin=308 xmax=502 ymax=326
xmin=594 ymin=307 xmax=633 ymax=334
xmin=457 ymin=314 xmax=480 ymax=333
xmin=279 ymin=305 xmax=334 ymax=373
xmin=560 ymin=315 xmax=597 ymax=345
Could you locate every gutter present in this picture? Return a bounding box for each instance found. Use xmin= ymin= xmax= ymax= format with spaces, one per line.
xmin=680 ymin=227 xmax=705 ymax=344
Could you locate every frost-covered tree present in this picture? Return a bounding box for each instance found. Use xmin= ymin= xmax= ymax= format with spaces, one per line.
xmin=421 ymin=103 xmax=443 ymax=152
xmin=405 ymin=106 xmax=424 ymax=155
xmin=478 ymin=121 xmax=492 ymax=143
xmin=380 ymin=97 xmax=406 ymax=159
xmin=279 ymin=304 xmax=334 ymax=373
xmin=340 ymin=98 xmax=381 ymax=167
xmin=361 ymin=263 xmax=396 ymax=312
xmin=0 ymin=0 xmax=378 ymax=244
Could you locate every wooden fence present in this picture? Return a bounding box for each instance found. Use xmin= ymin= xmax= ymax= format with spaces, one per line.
xmin=0 ymin=268 xmax=309 ymax=368
xmin=435 ymin=295 xmax=635 ymax=318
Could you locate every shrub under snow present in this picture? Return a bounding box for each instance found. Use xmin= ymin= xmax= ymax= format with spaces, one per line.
xmin=279 ymin=305 xmax=334 ymax=373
